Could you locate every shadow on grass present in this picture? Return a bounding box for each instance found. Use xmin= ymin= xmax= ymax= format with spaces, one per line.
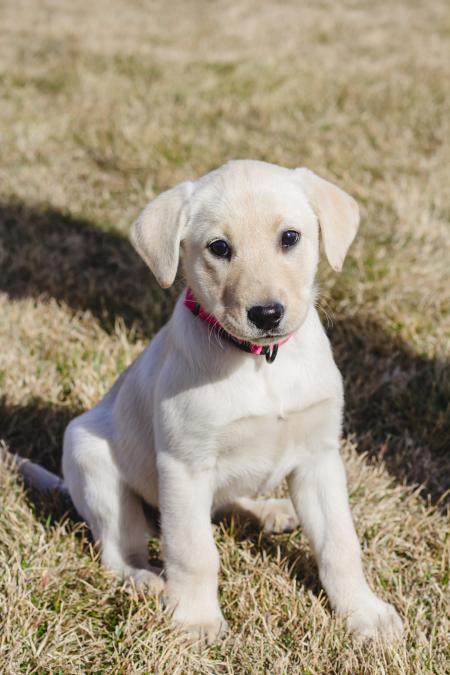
xmin=0 ymin=396 xmax=78 ymax=473
xmin=331 ymin=318 xmax=449 ymax=504
xmin=216 ymin=516 xmax=322 ymax=595
xmin=0 ymin=201 xmax=180 ymax=337
xmin=1 ymin=201 xmax=449 ymax=512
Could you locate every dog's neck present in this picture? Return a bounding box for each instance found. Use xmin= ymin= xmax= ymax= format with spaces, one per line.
xmin=183 ymin=288 xmax=291 ymax=364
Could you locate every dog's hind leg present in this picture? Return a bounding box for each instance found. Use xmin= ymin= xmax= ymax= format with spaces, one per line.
xmin=62 ymin=411 xmax=164 ymax=594
xmin=216 ymin=497 xmax=299 ymax=533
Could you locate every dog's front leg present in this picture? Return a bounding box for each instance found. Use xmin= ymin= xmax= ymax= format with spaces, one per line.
xmin=288 ymin=447 xmax=403 ymax=642
xmin=158 ymin=452 xmax=227 ymax=644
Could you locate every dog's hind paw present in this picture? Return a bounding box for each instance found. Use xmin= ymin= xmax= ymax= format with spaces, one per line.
xmin=260 ymin=498 xmax=299 ymax=534
xmin=127 ymin=567 xmax=165 ymax=595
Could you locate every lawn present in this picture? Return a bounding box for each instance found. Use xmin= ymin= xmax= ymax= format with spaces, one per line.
xmin=0 ymin=0 xmax=449 ymax=672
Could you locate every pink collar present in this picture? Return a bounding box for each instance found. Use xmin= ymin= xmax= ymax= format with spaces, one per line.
xmin=184 ymin=288 xmax=291 ymax=363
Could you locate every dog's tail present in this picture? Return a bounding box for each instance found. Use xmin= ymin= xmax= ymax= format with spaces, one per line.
xmin=1 ymin=443 xmax=69 ymax=496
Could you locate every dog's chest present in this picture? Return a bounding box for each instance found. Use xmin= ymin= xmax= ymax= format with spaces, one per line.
xmin=211 ymin=355 xmax=324 ymax=501
xmin=213 ymin=410 xmax=304 ymax=499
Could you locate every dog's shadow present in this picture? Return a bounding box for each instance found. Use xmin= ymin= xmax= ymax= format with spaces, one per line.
xmin=215 ymin=513 xmax=322 ymax=596
xmin=1 ymin=201 xmax=448 ymax=578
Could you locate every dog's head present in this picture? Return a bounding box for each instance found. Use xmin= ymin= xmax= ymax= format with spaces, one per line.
xmin=131 ymin=160 xmax=359 ymax=344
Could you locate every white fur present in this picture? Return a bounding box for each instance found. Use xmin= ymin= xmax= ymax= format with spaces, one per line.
xmin=62 ymin=160 xmax=403 ymax=644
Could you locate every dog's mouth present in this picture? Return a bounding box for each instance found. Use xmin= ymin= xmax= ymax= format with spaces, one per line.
xmin=252 ymin=331 xmax=291 ymax=345
xmin=220 ymin=322 xmax=291 ymax=345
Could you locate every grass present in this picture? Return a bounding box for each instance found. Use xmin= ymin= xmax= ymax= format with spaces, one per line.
xmin=0 ymin=0 xmax=449 ymax=672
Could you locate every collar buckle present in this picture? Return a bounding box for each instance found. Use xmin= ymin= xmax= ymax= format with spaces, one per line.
xmin=264 ymin=344 xmax=279 ymax=364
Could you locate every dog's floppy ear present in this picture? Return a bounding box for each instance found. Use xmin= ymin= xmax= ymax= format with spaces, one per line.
xmin=130 ymin=181 xmax=194 ymax=288
xmin=295 ymin=168 xmax=360 ymax=271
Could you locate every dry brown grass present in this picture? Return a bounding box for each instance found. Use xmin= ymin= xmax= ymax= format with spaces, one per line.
xmin=0 ymin=0 xmax=449 ymax=672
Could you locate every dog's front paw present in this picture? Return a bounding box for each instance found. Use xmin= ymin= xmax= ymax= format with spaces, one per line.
xmin=344 ymin=593 xmax=403 ymax=642
xmin=163 ymin=590 xmax=228 ymax=645
xmin=177 ymin=614 xmax=228 ymax=646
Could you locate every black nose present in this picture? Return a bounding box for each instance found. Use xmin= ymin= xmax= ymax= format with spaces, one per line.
xmin=247 ymin=303 xmax=284 ymax=331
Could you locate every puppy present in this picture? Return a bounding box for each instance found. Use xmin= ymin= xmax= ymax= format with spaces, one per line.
xmin=62 ymin=160 xmax=403 ymax=644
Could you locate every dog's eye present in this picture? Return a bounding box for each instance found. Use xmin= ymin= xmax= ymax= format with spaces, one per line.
xmin=208 ymin=239 xmax=231 ymax=259
xmin=281 ymin=230 xmax=300 ymax=248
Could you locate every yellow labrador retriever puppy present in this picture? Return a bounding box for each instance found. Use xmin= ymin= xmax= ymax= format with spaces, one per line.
xmin=62 ymin=160 xmax=403 ymax=644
